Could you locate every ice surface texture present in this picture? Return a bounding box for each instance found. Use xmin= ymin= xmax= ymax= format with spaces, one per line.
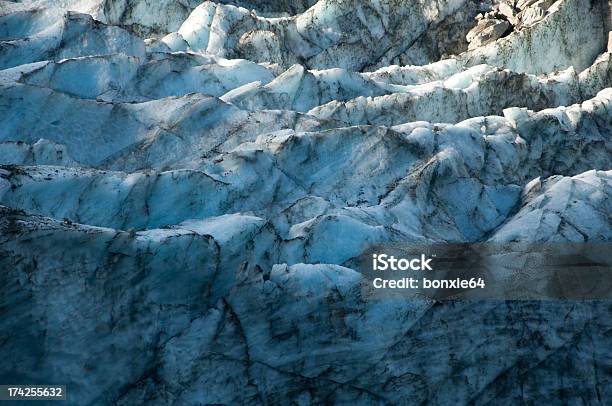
xmin=0 ymin=0 xmax=611 ymax=404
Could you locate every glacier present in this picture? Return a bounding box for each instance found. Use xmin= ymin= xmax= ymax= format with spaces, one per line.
xmin=0 ymin=0 xmax=611 ymax=404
